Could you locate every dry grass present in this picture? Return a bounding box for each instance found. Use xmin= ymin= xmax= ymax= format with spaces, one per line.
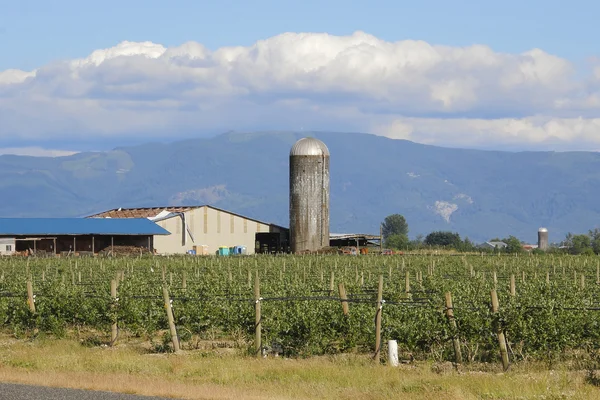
xmin=0 ymin=336 xmax=598 ymax=399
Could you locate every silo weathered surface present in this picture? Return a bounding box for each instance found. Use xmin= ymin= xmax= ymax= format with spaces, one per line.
xmin=289 ymin=137 xmax=330 ymax=253
xmin=538 ymin=227 xmax=549 ymax=251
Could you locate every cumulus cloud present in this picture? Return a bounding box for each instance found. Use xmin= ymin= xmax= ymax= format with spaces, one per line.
xmin=1 ymin=31 xmax=599 ymax=150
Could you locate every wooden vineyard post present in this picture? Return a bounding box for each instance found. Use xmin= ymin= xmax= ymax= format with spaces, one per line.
xmin=405 ymin=271 xmax=411 ymax=299
xmin=597 ymin=263 xmax=599 ymax=285
xmin=162 ymin=286 xmax=180 ymax=353
xmin=338 ymin=283 xmax=349 ymax=316
xmin=493 ymin=271 xmax=497 ymax=289
xmin=254 ymin=272 xmax=262 ymax=357
xmin=110 ymin=279 xmax=118 ymax=346
xmin=374 ymin=275 xmax=384 ymax=363
xmin=329 ymin=271 xmax=335 ymax=295
xmin=26 ymin=280 xmax=35 ymax=313
xmin=445 ymin=292 xmax=462 ymax=364
xmin=510 ymin=274 xmax=516 ymax=296
xmin=182 ymin=270 xmax=187 ymax=291
xmin=491 ymin=290 xmax=509 ymax=371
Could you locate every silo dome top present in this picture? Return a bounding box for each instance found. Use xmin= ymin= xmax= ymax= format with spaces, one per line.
xmin=290 ymin=137 xmax=330 ymax=156
xmin=539 ymin=227 xmax=548 ymax=233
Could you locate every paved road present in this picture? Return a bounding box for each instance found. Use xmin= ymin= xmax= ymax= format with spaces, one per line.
xmin=0 ymin=383 xmax=172 ymax=400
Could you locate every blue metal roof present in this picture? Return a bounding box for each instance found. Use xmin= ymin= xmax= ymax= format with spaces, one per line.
xmin=0 ymin=218 xmax=170 ymax=236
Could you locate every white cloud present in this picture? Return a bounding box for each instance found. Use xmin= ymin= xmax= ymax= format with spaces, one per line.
xmin=372 ymin=116 xmax=600 ymax=149
xmin=430 ymin=201 xmax=459 ymax=223
xmin=0 ymin=147 xmax=79 ymax=157
xmin=0 ymin=69 xmax=36 ymax=85
xmin=0 ymin=31 xmax=599 ymax=150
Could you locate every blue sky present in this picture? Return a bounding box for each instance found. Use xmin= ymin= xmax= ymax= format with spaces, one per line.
xmin=2 ymin=0 xmax=598 ymax=70
xmin=1 ymin=0 xmax=600 ymax=155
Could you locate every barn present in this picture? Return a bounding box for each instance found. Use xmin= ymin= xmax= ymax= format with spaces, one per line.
xmin=0 ymin=218 xmax=169 ymax=256
xmin=88 ymin=206 xmax=289 ymax=255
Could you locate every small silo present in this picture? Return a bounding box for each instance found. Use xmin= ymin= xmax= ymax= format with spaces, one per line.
xmin=289 ymin=137 xmax=330 ymax=253
xmin=538 ymin=227 xmax=549 ymax=251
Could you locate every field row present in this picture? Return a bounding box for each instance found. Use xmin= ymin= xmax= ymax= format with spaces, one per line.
xmin=1 ymin=254 xmax=599 ymax=366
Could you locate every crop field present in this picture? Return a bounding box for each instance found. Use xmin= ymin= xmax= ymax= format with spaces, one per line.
xmin=1 ymin=253 xmax=600 ymax=369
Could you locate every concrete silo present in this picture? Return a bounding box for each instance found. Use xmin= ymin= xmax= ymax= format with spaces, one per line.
xmin=538 ymin=227 xmax=549 ymax=251
xmin=289 ymin=137 xmax=330 ymax=253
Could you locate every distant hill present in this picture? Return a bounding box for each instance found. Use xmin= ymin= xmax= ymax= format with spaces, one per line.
xmin=2 ymin=131 xmax=600 ymax=244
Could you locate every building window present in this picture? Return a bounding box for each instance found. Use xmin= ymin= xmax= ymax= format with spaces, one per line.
xmin=6 ymin=245 xmax=12 ymax=252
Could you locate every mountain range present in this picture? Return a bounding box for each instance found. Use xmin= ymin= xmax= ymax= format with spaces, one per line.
xmin=2 ymin=131 xmax=600 ymax=244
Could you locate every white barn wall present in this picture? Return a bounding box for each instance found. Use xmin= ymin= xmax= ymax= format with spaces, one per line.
xmin=0 ymin=238 xmax=16 ymax=255
xmin=153 ymin=206 xmax=273 ymax=255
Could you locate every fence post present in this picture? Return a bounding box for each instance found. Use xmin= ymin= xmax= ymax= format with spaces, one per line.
xmin=510 ymin=274 xmax=516 ymax=296
xmin=338 ymin=283 xmax=349 ymax=316
xmin=254 ymin=272 xmax=262 ymax=357
xmin=491 ymin=289 xmax=509 ymax=371
xmin=388 ymin=340 xmax=399 ymax=367
xmin=374 ymin=275 xmax=384 ymax=363
xmin=330 ymin=271 xmax=335 ymax=295
xmin=445 ymin=292 xmax=462 ymax=364
xmin=493 ymin=271 xmax=497 ymax=289
xmin=162 ymin=286 xmax=180 ymax=353
xmin=26 ymin=280 xmax=35 ymax=313
xmin=110 ymin=279 xmax=118 ymax=346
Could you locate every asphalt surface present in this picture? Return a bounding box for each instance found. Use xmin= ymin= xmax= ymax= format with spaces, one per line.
xmin=0 ymin=383 xmax=173 ymax=400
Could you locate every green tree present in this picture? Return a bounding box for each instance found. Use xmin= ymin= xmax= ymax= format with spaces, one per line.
xmin=424 ymin=231 xmax=462 ymax=248
xmin=385 ymin=234 xmax=410 ymax=250
xmin=458 ymin=237 xmax=477 ymax=252
xmin=502 ymin=236 xmax=523 ymax=253
xmin=570 ymin=234 xmax=593 ymax=255
xmin=381 ymin=214 xmax=408 ymax=240
xmin=589 ymin=229 xmax=600 ymax=254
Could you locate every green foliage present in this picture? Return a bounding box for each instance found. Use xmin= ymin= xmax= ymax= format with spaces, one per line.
xmin=385 ymin=234 xmax=410 ymax=250
xmin=570 ymin=234 xmax=593 ymax=255
xmin=502 ymin=236 xmax=524 ymax=253
xmin=1 ymin=254 xmax=600 ymax=365
xmin=424 ymin=231 xmax=461 ymax=248
xmin=381 ymin=214 xmax=408 ymax=240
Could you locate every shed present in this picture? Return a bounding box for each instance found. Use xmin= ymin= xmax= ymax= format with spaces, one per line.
xmin=0 ymin=218 xmax=169 ymax=256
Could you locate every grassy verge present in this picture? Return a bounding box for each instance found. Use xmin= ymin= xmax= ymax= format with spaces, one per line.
xmin=0 ymin=335 xmax=598 ymax=399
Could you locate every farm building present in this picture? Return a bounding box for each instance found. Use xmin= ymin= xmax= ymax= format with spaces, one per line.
xmin=0 ymin=238 xmax=15 ymax=255
xmin=329 ymin=233 xmax=381 ymax=248
xmin=0 ymin=218 xmax=169 ymax=256
xmin=87 ymin=206 xmax=289 ymax=255
xmin=478 ymin=241 xmax=508 ymax=250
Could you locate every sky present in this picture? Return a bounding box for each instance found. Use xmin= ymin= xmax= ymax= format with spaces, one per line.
xmin=1 ymin=0 xmax=600 ymax=156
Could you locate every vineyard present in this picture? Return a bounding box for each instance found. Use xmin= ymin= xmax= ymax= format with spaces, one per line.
xmin=1 ymin=254 xmax=600 ymax=368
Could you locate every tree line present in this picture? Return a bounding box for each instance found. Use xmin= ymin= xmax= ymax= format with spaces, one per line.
xmin=382 ymin=214 xmax=600 ymax=254
xmin=382 ymin=214 xmax=527 ymax=254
